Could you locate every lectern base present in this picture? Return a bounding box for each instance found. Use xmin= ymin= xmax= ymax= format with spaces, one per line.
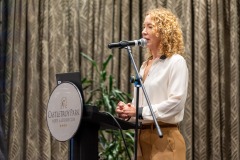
xmin=70 ymin=121 xmax=99 ymax=160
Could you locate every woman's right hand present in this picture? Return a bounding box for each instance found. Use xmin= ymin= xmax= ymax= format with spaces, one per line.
xmin=116 ymin=101 xmax=129 ymax=119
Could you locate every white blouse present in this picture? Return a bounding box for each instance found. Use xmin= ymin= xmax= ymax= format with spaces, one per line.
xmin=133 ymin=54 xmax=188 ymax=124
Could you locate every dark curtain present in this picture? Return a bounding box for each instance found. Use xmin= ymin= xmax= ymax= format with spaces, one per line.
xmin=0 ymin=0 xmax=239 ymax=160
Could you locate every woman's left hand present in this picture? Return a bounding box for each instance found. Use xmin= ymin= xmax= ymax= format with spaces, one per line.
xmin=122 ymin=103 xmax=136 ymax=117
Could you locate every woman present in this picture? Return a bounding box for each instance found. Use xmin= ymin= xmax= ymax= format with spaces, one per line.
xmin=116 ymin=7 xmax=188 ymax=160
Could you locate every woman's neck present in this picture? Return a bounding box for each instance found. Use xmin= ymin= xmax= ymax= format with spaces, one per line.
xmin=150 ymin=49 xmax=162 ymax=59
xmin=149 ymin=44 xmax=163 ymax=59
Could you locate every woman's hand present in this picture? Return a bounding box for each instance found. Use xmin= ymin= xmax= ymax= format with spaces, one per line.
xmin=116 ymin=101 xmax=128 ymax=119
xmin=116 ymin=101 xmax=136 ymax=120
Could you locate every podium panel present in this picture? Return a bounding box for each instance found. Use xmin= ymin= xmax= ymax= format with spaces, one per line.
xmin=47 ymin=82 xmax=83 ymax=142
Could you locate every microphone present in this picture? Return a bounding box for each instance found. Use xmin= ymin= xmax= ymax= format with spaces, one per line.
xmin=108 ymin=38 xmax=147 ymax=49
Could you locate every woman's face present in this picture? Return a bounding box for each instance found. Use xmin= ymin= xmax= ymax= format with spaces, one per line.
xmin=142 ymin=15 xmax=161 ymax=51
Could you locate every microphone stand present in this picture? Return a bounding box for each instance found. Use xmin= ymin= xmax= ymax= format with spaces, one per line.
xmin=125 ymin=46 xmax=163 ymax=160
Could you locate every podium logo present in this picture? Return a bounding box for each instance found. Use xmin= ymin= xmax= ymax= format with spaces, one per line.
xmin=61 ymin=97 xmax=67 ymax=109
xmin=47 ymin=97 xmax=80 ymax=124
xmin=47 ymin=82 xmax=83 ymax=141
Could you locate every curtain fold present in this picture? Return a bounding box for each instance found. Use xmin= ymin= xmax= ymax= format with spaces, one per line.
xmin=1 ymin=0 xmax=239 ymax=159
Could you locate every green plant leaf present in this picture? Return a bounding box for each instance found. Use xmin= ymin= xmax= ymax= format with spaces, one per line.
xmin=103 ymin=93 xmax=112 ymax=111
xmin=100 ymin=70 xmax=107 ymax=81
xmin=80 ymin=52 xmax=99 ymax=73
xmin=102 ymin=54 xmax=113 ymax=71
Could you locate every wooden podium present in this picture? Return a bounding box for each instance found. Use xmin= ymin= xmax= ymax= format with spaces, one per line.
xmin=69 ymin=105 xmax=139 ymax=160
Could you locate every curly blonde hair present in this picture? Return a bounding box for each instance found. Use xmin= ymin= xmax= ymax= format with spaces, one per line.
xmin=145 ymin=7 xmax=185 ymax=59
